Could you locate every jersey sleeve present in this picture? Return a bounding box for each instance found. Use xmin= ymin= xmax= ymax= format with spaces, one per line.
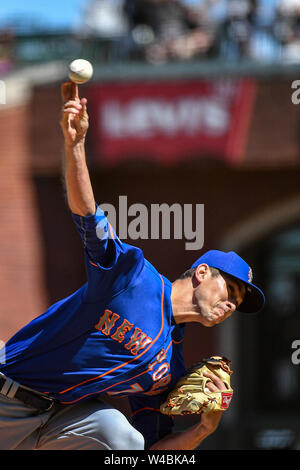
xmin=129 ymin=394 xmax=174 ymax=450
xmin=71 ymin=204 xmax=145 ymax=300
xmin=71 ymin=204 xmax=118 ymax=265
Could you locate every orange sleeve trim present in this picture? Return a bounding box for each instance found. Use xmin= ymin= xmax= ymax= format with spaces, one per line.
xmin=89 ymin=260 xmax=99 ymax=268
xmin=130 ymin=407 xmax=162 ymax=418
xmin=108 ymin=223 xmax=116 ymax=240
xmin=58 ymin=274 xmax=165 ymax=397
xmin=164 ymin=338 xmax=183 ymax=356
xmin=171 ymin=338 xmax=184 ymax=345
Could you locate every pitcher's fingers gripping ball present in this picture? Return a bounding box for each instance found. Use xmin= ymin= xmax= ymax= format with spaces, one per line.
xmin=60 ymin=81 xmax=89 ymax=146
xmin=160 ymin=356 xmax=233 ymax=416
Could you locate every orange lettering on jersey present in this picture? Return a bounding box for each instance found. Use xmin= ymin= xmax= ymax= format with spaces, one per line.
xmin=152 ymin=362 xmax=170 ymax=381
xmin=107 ymin=383 xmax=144 ymax=396
xmin=94 ymin=309 xmax=120 ymax=336
xmin=124 ymin=328 xmax=152 ymax=355
xmin=145 ymin=374 xmax=172 ymax=395
xmin=111 ymin=319 xmax=134 ymax=343
xmin=148 ymin=349 xmax=167 ymax=371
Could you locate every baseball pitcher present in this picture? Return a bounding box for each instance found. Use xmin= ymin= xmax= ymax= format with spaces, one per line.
xmin=0 ymin=82 xmax=265 ymax=450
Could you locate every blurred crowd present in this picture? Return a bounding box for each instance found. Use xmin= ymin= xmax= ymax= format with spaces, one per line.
xmin=1 ymin=0 xmax=300 ymax=68
xmin=80 ymin=0 xmax=300 ymax=64
xmin=0 ymin=29 xmax=15 ymax=74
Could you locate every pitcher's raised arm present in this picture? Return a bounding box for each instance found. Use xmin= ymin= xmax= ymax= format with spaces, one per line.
xmin=60 ymin=81 xmax=95 ymax=216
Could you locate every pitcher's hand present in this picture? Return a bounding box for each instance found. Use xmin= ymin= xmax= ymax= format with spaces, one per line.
xmin=60 ymin=81 xmax=89 ymax=147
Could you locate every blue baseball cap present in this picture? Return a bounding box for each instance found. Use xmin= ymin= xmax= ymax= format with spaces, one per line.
xmin=191 ymin=250 xmax=265 ymax=314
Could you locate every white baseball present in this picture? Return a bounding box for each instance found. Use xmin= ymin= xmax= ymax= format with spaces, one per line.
xmin=68 ymin=59 xmax=93 ymax=84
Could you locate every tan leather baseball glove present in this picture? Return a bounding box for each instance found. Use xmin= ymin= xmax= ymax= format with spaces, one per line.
xmin=160 ymin=356 xmax=233 ymax=416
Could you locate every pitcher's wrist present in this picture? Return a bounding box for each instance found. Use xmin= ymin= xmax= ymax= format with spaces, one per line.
xmin=64 ymin=139 xmax=86 ymax=151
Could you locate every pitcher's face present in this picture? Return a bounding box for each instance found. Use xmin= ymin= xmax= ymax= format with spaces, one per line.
xmin=194 ymin=266 xmax=246 ymax=327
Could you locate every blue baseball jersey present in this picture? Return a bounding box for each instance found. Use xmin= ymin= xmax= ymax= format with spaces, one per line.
xmin=0 ymin=205 xmax=187 ymax=448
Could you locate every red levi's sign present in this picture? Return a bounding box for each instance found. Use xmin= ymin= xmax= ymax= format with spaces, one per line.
xmin=86 ymin=79 xmax=256 ymax=166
